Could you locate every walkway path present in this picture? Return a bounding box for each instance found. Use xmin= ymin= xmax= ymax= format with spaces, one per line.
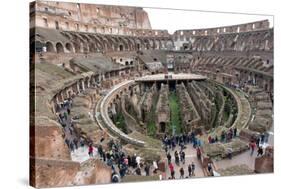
xmin=163 ymin=144 xmax=204 ymax=179
xmin=214 ymin=149 xmax=256 ymax=171
xmin=57 ymin=99 xmax=93 ymax=163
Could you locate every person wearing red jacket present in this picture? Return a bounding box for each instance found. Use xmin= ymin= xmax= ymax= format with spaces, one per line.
xmin=169 ymin=163 xmax=175 ymax=179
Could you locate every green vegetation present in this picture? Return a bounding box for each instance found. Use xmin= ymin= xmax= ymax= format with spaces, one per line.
xmin=114 ymin=113 xmax=127 ymax=134
xmin=146 ymin=93 xmax=158 ymax=137
xmin=169 ymin=92 xmax=182 ymax=135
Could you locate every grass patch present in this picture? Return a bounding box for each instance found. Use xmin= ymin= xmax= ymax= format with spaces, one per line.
xmin=113 ymin=113 xmax=127 ymax=134
xmin=169 ymin=92 xmax=182 ymax=135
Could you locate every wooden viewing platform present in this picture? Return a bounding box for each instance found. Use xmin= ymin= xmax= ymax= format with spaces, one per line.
xmin=134 ymin=73 xmax=207 ymax=82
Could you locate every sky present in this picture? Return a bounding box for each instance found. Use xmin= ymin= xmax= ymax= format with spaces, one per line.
xmin=144 ymin=7 xmax=273 ymax=34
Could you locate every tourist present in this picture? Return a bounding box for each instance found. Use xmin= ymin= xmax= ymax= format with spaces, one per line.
xmin=172 ymin=140 xmax=176 ymax=150
xmin=249 ymin=141 xmax=256 ymax=156
xmin=208 ymin=136 xmax=212 ymax=144
xmin=79 ymin=137 xmax=85 ymax=148
xmin=215 ymin=135 xmax=218 ymax=143
xmin=65 ymin=138 xmax=70 ymax=148
xmin=136 ymin=155 xmax=141 ymax=168
xmin=191 ymin=132 xmax=195 ymax=143
xmin=102 ymin=151 xmax=106 ymax=162
xmin=264 ymin=132 xmax=269 ymax=143
xmin=191 ymin=162 xmax=195 ymax=176
xmin=164 ymin=145 xmax=168 ymax=153
xmin=119 ymin=163 xmax=127 ymax=178
xmin=257 ymin=146 xmax=264 ymax=156
xmin=100 ymin=131 xmax=106 ymax=143
xmin=144 ymin=163 xmax=150 ymax=176
xmin=167 ymin=152 xmax=172 ymax=164
xmin=88 ymin=144 xmax=93 ymax=157
xmin=176 ymin=135 xmax=179 ymax=145
xmin=64 ymin=111 xmax=68 ymax=119
xmin=98 ymin=144 xmax=103 ymax=159
xmin=153 ymin=161 xmax=158 ymax=174
xmin=180 ymin=142 xmax=185 ymax=151
xmin=73 ymin=138 xmax=78 ymax=149
xmin=111 ymin=171 xmax=120 ymax=183
xmin=169 ymin=163 xmax=175 ymax=179
xmin=196 ymin=147 xmax=202 ymax=160
xmin=193 ymin=137 xmax=198 ymax=148
xmin=132 ymin=154 xmax=137 ymax=168
xmin=260 ymin=133 xmax=265 ymax=144
xmin=234 ymin=127 xmax=237 ymax=137
xmin=69 ymin=126 xmax=73 ymax=135
xmin=167 ymin=137 xmax=171 ymax=149
xmin=256 ymin=137 xmax=260 ymax=147
xmin=174 ymin=151 xmax=179 ymax=165
xmin=180 ymin=150 xmax=185 ymax=164
xmin=188 ymin=164 xmax=192 ymax=177
xmin=69 ymin=142 xmax=75 ymax=152
xmin=127 ymin=155 xmax=132 ymax=167
xmin=183 ymin=133 xmax=187 ymax=144
xmin=124 ymin=157 xmax=128 ymax=166
xmin=179 ymin=167 xmax=185 ymax=179
xmin=135 ymin=167 xmax=141 ymax=175
xmin=207 ymin=163 xmax=213 ymax=176
xmin=221 ymin=131 xmax=226 ymax=143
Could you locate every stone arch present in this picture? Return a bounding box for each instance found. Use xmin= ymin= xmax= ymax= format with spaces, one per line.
xmin=82 ymin=42 xmax=89 ymax=53
xmin=118 ymin=37 xmax=129 ymax=51
xmin=73 ymin=42 xmax=81 ymax=53
xmin=92 ymin=35 xmax=104 ymax=52
xmin=126 ymin=37 xmax=136 ymax=51
xmin=119 ymin=44 xmax=124 ymax=51
xmin=149 ymin=39 xmax=154 ymax=49
xmin=166 ymin=39 xmax=174 ymax=50
xmin=65 ymin=42 xmax=74 ymax=53
xmin=105 ymin=36 xmax=117 ymax=51
xmin=88 ymin=42 xmax=96 ymax=53
xmin=100 ymin=36 xmax=112 ymax=51
xmin=84 ymin=76 xmax=90 ymax=88
xmin=56 ymin=42 xmax=64 ymax=53
xmin=46 ymin=41 xmax=55 ymax=52
xmin=134 ymin=38 xmax=143 ymax=50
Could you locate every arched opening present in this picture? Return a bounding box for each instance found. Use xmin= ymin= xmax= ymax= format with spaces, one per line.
xmin=119 ymin=44 xmax=124 ymax=51
xmin=46 ymin=42 xmax=55 ymax=52
xmin=89 ymin=43 xmax=96 ymax=53
xmin=73 ymin=42 xmax=80 ymax=53
xmin=159 ymin=122 xmax=166 ymax=133
xmin=65 ymin=43 xmax=73 ymax=53
xmin=82 ymin=43 xmax=88 ymax=53
xmin=146 ymin=43 xmax=150 ymax=50
xmin=137 ymin=43 xmax=140 ymax=50
xmin=55 ymin=21 xmax=59 ymax=30
xmin=56 ymin=42 xmax=64 ymax=53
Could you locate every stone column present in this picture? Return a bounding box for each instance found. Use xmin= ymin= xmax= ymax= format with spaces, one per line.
xmin=51 ymin=101 xmax=56 ymax=114
xmin=66 ymin=88 xmax=70 ymax=99
xmin=87 ymin=79 xmax=90 ymax=88
xmin=56 ymin=95 xmax=60 ymax=104
xmin=77 ymin=82 xmax=80 ymax=94
xmin=60 ymin=92 xmax=64 ymax=102
xmin=82 ymin=80 xmax=85 ymax=91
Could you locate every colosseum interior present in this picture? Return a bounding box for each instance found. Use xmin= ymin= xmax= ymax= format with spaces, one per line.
xmin=30 ymin=1 xmax=274 ymax=188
